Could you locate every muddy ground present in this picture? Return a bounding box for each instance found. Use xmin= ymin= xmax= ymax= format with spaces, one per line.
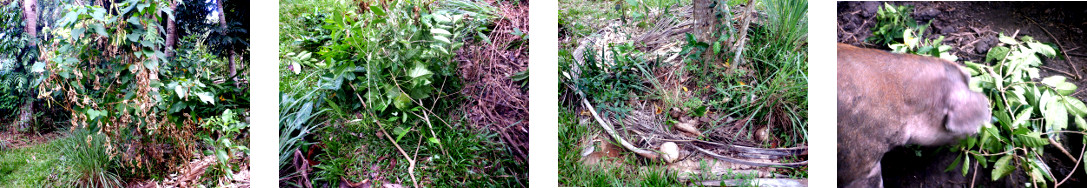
xmin=839 ymin=1 xmax=1087 ymax=187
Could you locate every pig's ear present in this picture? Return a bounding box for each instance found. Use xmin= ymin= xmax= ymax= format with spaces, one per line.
xmin=944 ymin=89 xmax=986 ymax=135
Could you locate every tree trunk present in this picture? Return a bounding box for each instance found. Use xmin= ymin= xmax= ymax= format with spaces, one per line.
xmin=216 ymin=0 xmax=237 ymax=85
xmin=22 ymin=0 xmax=36 ymax=46
xmin=17 ymin=0 xmax=37 ymax=132
xmin=164 ymin=0 xmax=177 ymax=58
xmin=693 ymin=0 xmax=718 ymax=66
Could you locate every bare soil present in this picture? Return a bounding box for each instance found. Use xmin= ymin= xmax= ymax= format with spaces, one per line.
xmin=0 ymin=131 xmax=61 ymax=149
xmin=839 ymin=1 xmax=1087 ymax=187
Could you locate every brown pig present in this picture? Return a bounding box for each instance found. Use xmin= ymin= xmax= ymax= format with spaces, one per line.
xmin=837 ymin=43 xmax=991 ymax=188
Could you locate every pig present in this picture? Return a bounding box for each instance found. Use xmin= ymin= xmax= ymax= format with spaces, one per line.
xmin=837 ymin=43 xmax=991 ymax=188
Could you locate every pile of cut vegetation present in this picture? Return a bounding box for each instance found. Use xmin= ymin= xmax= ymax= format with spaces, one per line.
xmin=455 ymin=0 xmax=530 ymax=163
xmin=559 ymin=0 xmax=808 ymax=186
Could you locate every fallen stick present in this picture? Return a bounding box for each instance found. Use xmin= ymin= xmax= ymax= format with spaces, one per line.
xmin=690 ymin=144 xmax=807 ymax=167
xmin=1056 ymin=140 xmax=1087 ymax=187
xmin=352 ymin=88 xmax=419 ymax=188
xmin=694 ymin=178 xmax=807 ymax=187
xmin=660 ymin=138 xmax=807 ymax=157
xmin=568 ymin=83 xmax=660 ymax=160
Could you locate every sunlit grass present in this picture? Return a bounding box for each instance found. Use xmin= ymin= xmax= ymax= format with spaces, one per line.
xmin=0 ymin=135 xmax=64 ymax=187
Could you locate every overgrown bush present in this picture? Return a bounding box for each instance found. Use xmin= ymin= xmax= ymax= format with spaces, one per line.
xmin=38 ymin=0 xmax=249 ymax=180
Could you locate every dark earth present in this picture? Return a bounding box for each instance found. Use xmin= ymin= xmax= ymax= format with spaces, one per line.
xmin=839 ymin=1 xmax=1087 ymax=187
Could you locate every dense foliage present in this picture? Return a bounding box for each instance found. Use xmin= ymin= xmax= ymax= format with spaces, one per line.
xmin=280 ymin=0 xmax=526 ymax=186
xmin=952 ymin=35 xmax=1084 ymax=187
xmin=0 ymin=0 xmax=251 ymax=186
xmin=0 ymin=2 xmax=34 ymax=120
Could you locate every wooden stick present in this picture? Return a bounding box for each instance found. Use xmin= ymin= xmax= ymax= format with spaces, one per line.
xmin=1048 ymin=136 xmax=1077 ymax=161
xmin=352 ymin=89 xmax=418 ymax=188
xmin=729 ymin=0 xmax=758 ymax=72
xmin=1039 ymin=66 xmax=1077 ymax=79
xmin=1056 ymin=140 xmax=1086 ymax=187
xmin=690 ymin=144 xmax=807 ymax=167
xmin=568 ymin=83 xmax=660 ymax=160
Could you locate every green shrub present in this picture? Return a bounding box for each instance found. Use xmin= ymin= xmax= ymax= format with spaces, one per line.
xmin=869 ymin=3 xmax=920 ymax=46
xmin=199 ymin=109 xmax=250 ymax=182
xmin=278 ymin=0 xmax=499 ymax=185
xmin=952 ymin=34 xmax=1080 ymax=187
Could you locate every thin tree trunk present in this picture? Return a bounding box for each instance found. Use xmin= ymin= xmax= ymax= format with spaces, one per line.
xmin=17 ymin=0 xmax=38 ymax=132
xmin=216 ymin=0 xmax=237 ymax=86
xmin=164 ymin=0 xmax=177 ymax=58
xmin=22 ymin=0 xmax=36 ymax=46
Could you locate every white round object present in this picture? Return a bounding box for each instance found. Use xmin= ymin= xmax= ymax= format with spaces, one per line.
xmin=661 ymin=142 xmax=680 ymax=163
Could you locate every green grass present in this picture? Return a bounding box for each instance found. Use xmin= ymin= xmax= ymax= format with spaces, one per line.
xmin=0 ymin=135 xmax=65 ymax=187
xmin=0 ymin=129 xmax=126 ymax=188
xmin=311 ymin=116 xmax=525 ymax=187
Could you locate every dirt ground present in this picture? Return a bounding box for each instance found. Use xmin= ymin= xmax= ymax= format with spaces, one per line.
xmin=838 ymin=1 xmax=1087 ymax=187
xmin=0 ymin=131 xmax=62 ymax=149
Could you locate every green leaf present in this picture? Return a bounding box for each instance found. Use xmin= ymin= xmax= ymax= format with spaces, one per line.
xmin=1075 ymin=115 xmax=1087 ymax=131
xmin=1041 ymin=76 xmax=1077 ymax=95
xmin=992 ymin=154 xmax=1015 ymax=180
xmin=30 ymin=62 xmax=45 ymax=73
xmin=144 ymin=59 xmax=159 ymax=71
xmin=408 ymin=62 xmax=432 ymax=79
xmin=174 ymin=85 xmax=186 ymax=99
xmin=1012 ymin=108 xmax=1032 ymax=129
xmin=998 ymin=34 xmax=1018 ymax=45
xmin=92 ymin=23 xmax=109 ymax=37
xmin=393 ymin=126 xmax=408 ymax=142
xmin=196 ymin=92 xmax=215 ymax=105
xmin=1027 ymin=42 xmax=1057 ymax=57
xmin=693 ymin=105 xmax=708 ymax=117
xmin=428 ymin=137 xmax=440 ymax=144
xmin=91 ymin=7 xmax=107 ymax=21
xmin=945 ymin=153 xmax=963 ymax=172
xmin=1017 ymin=131 xmax=1049 ymax=147
xmin=433 ymin=35 xmax=451 ymax=45
xmin=430 ymin=28 xmax=451 ymax=36
xmin=127 ymin=33 xmax=141 ymax=42
xmin=127 ymin=16 xmax=142 ymax=26
xmin=393 ymin=92 xmax=412 ymax=110
xmin=71 ymin=27 xmax=85 ymax=40
xmin=216 ymin=149 xmax=230 ymax=164
xmin=962 ymin=155 xmax=971 ymax=176
xmin=141 ymin=39 xmax=153 ymax=48
xmin=1046 ymin=96 xmax=1069 ymax=132
xmin=59 ymin=11 xmax=78 ymax=26
xmin=369 ymin=5 xmax=386 ymax=16
xmin=986 ymin=46 xmax=1010 ymax=62
xmin=1064 ymin=97 xmax=1087 ymax=116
